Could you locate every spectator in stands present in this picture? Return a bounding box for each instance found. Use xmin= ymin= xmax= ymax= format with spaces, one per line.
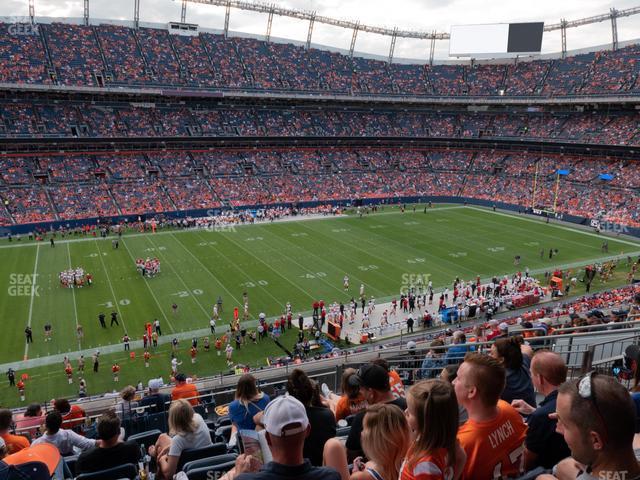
xmin=401 ymin=379 xmax=466 ymax=480
xmin=453 ymin=353 xmax=527 ymax=479
xmin=170 ymin=373 xmax=200 ymax=407
xmin=52 ymin=398 xmax=85 ymax=431
xmin=229 ymin=373 xmax=271 ymax=433
xmin=14 ymin=403 xmax=43 ymax=439
xmin=117 ymin=385 xmax=139 ymax=420
xmin=75 ymin=410 xmax=139 ymax=475
xmin=321 ymin=368 xmax=367 ymax=421
xmin=32 ymin=411 xmax=95 ymax=456
xmin=345 ymin=363 xmax=407 ymax=461
xmin=148 ymin=398 xmax=213 ymax=479
xmin=229 ymin=395 xmax=341 ymax=480
xmin=538 ymin=373 xmax=640 ymax=480
xmin=0 ymin=409 xmax=29 ymax=454
xmin=510 ymin=350 xmax=570 ymax=470
xmin=439 ymin=364 xmax=469 ymax=425
xmin=324 ymin=403 xmax=410 ymax=480
xmin=139 ymin=378 xmax=170 ymax=414
xmin=445 ymin=331 xmax=472 ymax=364
xmin=420 ymin=339 xmax=447 ymax=379
xmin=286 ymin=369 xmax=336 ymax=466
xmin=371 ymin=357 xmax=406 ymax=399
xmin=490 ymin=336 xmax=536 ymax=408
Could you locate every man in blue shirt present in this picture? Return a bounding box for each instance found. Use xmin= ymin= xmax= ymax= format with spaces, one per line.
xmin=511 ymin=350 xmax=570 ymax=469
xmin=445 ymin=331 xmax=472 ymax=364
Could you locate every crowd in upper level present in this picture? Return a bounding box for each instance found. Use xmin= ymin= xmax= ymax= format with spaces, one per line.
xmin=0 ymin=22 xmax=638 ymax=96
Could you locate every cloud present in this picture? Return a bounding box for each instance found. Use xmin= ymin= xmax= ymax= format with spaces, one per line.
xmin=0 ymin=0 xmax=637 ymax=59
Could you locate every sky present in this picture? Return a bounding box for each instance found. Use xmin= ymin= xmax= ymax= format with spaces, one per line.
xmin=1 ymin=0 xmax=639 ymax=60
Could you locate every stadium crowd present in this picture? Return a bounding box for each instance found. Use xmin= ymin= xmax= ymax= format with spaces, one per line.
xmin=1 ymin=22 xmax=639 ymax=96
xmin=0 ymin=287 xmax=638 ymax=479
xmin=1 ymin=103 xmax=639 ymax=147
xmin=1 ymin=148 xmax=638 ymax=228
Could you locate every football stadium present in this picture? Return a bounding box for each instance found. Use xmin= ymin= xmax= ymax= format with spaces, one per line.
xmin=0 ymin=0 xmax=639 ymax=478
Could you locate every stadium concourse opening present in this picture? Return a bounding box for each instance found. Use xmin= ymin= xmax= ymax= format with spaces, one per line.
xmin=0 ymin=2 xmax=639 ymax=479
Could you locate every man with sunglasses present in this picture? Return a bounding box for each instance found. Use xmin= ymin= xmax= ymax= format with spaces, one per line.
xmin=539 ymin=372 xmax=640 ymax=480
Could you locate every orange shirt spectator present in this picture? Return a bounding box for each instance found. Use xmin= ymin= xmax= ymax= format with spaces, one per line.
xmin=171 ymin=374 xmax=200 ymax=406
xmin=334 ymin=392 xmax=367 ymax=422
xmin=52 ymin=399 xmax=85 ymax=431
xmin=0 ymin=409 xmax=30 ymax=454
xmin=457 ymin=400 xmax=527 ymax=480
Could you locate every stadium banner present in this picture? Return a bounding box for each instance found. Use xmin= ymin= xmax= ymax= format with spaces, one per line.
xmin=450 ymin=22 xmax=544 ymax=57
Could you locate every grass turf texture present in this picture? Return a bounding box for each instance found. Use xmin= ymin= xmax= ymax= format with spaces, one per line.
xmin=0 ymin=204 xmax=638 ymax=407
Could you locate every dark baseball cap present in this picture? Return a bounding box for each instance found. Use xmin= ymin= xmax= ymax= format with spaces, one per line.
xmin=175 ymin=373 xmax=187 ymax=382
xmin=354 ymin=363 xmax=389 ymax=391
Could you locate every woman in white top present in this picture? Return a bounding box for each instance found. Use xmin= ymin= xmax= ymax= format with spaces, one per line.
xmin=32 ymin=411 xmax=95 ymax=456
xmin=148 ymin=399 xmax=212 ymax=479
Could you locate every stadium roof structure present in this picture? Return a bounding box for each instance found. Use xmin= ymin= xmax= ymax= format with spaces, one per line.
xmin=17 ymin=0 xmax=640 ymax=63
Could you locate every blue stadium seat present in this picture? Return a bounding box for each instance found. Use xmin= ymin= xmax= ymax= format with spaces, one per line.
xmin=182 ymin=453 xmax=238 ymax=474
xmin=176 ymin=443 xmax=228 ymax=472
xmin=127 ymin=429 xmax=162 ymax=448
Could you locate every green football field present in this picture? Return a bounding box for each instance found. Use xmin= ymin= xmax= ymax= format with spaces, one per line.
xmin=0 ymin=204 xmax=638 ymax=408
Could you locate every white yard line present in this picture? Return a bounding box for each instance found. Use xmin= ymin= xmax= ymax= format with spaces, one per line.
xmin=467 ymin=206 xmax=640 ymax=248
xmin=169 ymin=232 xmax=243 ymax=306
xmin=94 ymin=239 xmax=128 ymax=335
xmin=0 ymin=206 xmax=466 ymax=250
xmin=120 ymin=238 xmax=174 ymax=333
xmin=23 ymin=244 xmax=39 ymax=360
xmin=217 ymin=229 xmax=319 ymax=304
xmin=66 ymin=243 xmax=82 ymax=350
xmin=145 ymin=234 xmax=212 ymax=322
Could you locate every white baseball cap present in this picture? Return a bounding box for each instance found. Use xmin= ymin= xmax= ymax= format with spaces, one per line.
xmin=498 ymin=322 xmax=509 ymax=331
xmin=148 ymin=378 xmax=163 ymax=390
xmin=263 ymin=395 xmax=309 ymax=437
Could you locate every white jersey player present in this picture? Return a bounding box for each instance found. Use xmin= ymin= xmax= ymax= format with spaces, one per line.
xmin=343 ymin=275 xmax=349 ymax=290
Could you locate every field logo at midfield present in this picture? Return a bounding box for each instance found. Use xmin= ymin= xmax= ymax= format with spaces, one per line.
xmin=400 ymin=273 xmax=431 ymax=295
xmin=8 ymin=274 xmax=39 ymax=297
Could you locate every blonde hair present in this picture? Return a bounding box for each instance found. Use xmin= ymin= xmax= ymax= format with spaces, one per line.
xmin=361 ymin=404 xmax=410 ymax=480
xmin=406 ymin=380 xmax=459 ymax=473
xmin=168 ymin=399 xmax=197 ymax=436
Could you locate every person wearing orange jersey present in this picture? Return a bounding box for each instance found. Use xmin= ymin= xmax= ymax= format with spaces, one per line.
xmin=143 ymin=350 xmax=151 ymax=368
xmin=65 ymin=364 xmax=73 ymax=384
xmin=215 ymin=337 xmax=222 ymax=356
xmin=453 ymin=353 xmax=527 ymax=480
xmin=190 ymin=346 xmax=197 ymax=364
xmin=111 ymin=363 xmax=120 ymax=382
xmin=16 ymin=380 xmax=25 ymax=402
